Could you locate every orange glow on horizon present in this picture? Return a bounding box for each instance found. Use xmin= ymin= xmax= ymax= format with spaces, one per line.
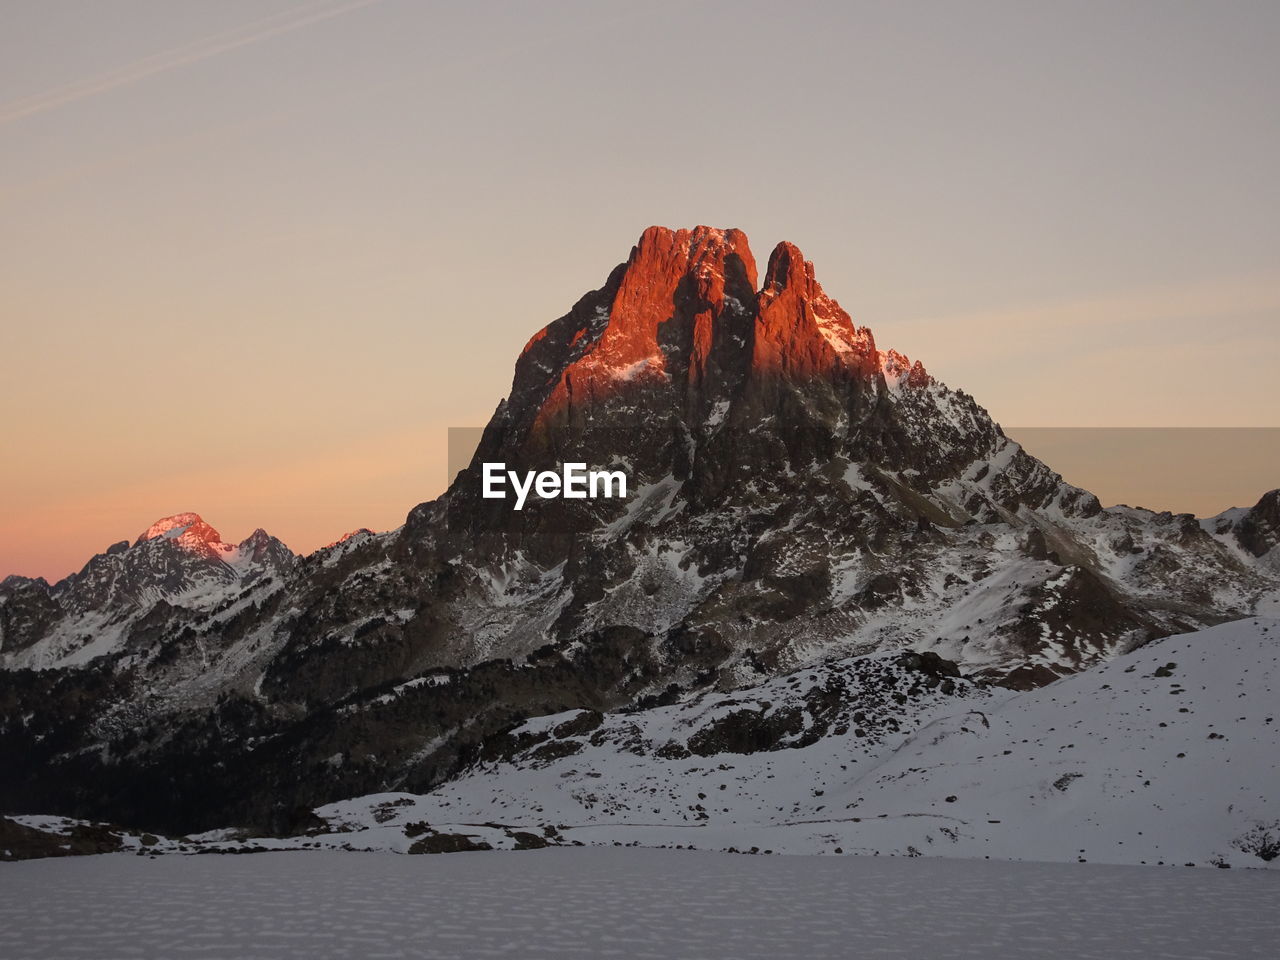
xmin=0 ymin=424 xmax=458 ymax=584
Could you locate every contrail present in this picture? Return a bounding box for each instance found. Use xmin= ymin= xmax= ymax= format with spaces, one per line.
xmin=0 ymin=0 xmax=382 ymax=126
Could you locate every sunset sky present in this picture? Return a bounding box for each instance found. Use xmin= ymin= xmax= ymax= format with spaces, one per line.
xmin=3 ymin=0 xmax=1278 ymax=581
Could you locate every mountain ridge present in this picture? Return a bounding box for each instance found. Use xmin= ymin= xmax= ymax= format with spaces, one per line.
xmin=1 ymin=225 xmax=1277 ymax=837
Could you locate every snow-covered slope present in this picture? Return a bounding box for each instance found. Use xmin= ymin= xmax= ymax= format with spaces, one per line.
xmin=310 ymin=618 xmax=1280 ymax=868
xmin=6 ymin=849 xmax=1278 ymax=960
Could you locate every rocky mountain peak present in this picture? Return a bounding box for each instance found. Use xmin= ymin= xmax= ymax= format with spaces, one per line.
xmin=135 ymin=514 xmax=228 ymax=563
xmin=235 ymin=528 xmax=296 ymax=572
xmin=753 ymin=238 xmax=879 ymax=379
xmin=878 ymin=349 xmax=930 ymax=389
xmin=464 ymin=227 xmax=936 ymax=497
xmin=508 ymin=226 xmax=758 ymax=415
xmin=444 ymin=227 xmax=996 ymax=552
xmin=512 ymin=226 xmax=884 ymax=410
xmin=1 ymin=513 xmax=296 ymax=670
xmin=135 ymin=513 xmax=220 ymax=548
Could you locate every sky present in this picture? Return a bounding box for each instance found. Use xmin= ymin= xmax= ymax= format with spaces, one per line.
xmin=2 ymin=0 xmax=1279 ymax=581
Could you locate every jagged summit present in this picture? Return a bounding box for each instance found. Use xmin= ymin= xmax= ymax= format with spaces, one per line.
xmin=1210 ymin=489 xmax=1280 ymax=562
xmin=503 ymin=226 xmax=929 ymax=430
xmin=453 ymin=226 xmax=972 ymax=536
xmin=134 ymin=513 xmax=226 ymax=556
xmin=136 ymin=513 xmax=211 ymax=545
xmin=129 ymin=514 xmax=293 ymax=564
xmin=131 ymin=513 xmax=288 ymax=566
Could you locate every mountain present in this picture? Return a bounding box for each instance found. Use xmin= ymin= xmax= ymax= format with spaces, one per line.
xmin=1 ymin=514 xmax=294 ymax=670
xmin=433 ymin=226 xmax=1271 ymax=690
xmin=1 ymin=226 xmax=1277 ymax=837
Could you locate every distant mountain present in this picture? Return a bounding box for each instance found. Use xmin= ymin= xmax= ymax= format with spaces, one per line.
xmin=1 ymin=513 xmax=293 ymax=670
xmin=1 ymin=226 xmax=1276 ymax=837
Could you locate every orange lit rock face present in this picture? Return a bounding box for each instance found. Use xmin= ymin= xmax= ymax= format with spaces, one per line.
xmin=753 ymin=240 xmax=878 ymax=380
xmin=130 ymin=513 xmax=293 ymax=567
xmin=503 ymin=226 xmax=927 ymax=442
xmin=136 ymin=512 xmax=213 ymax=546
xmin=516 ymin=226 xmax=758 ymax=429
xmin=593 ymin=225 xmax=755 ymax=380
xmin=134 ymin=513 xmax=228 ymax=560
xmin=457 ymin=225 xmax=943 ymax=538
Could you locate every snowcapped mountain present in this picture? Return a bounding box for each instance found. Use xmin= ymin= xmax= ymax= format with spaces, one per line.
xmin=0 ymin=513 xmax=294 ymax=670
xmin=1 ymin=226 xmax=1277 ymax=839
xmin=427 ymin=226 xmax=1273 ymax=689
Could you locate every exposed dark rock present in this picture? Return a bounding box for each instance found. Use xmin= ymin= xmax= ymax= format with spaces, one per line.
xmin=0 ymin=816 xmax=127 ymax=861
xmin=407 ymin=832 xmax=494 ymax=854
xmin=510 ymin=830 xmax=550 ymax=850
xmin=1235 ymin=490 xmax=1280 ymax=558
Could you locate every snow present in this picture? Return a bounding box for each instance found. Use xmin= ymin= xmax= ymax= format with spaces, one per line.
xmin=136 ymin=513 xmax=203 ymax=543
xmin=704 ymin=399 xmax=730 ymax=429
xmin=809 ymin=294 xmax=873 ymax=362
xmin=11 ymin=610 xmax=131 ymax=670
xmin=304 ymin=618 xmax=1280 ymax=869
xmin=1203 ymin=506 xmax=1250 ymax=530
xmin=598 ymin=475 xmax=681 ymax=538
xmin=842 ymin=461 xmax=874 ymax=495
xmin=1 ymin=514 xmax=297 ymax=671
xmin=361 ymin=673 xmax=453 ymax=708
xmin=1 ymin=849 xmax=1276 ymax=959
xmin=838 ymin=617 xmax=1280 ymax=866
xmin=878 ymin=348 xmax=913 ymax=392
xmin=609 ymin=356 xmax=661 ymax=381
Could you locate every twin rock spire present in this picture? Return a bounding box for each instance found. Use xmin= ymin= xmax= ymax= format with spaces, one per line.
xmin=511 ymin=225 xmax=929 ymax=430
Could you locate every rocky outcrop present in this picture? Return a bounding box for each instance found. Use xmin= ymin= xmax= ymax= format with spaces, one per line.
xmin=1235 ymin=490 xmax=1280 ymax=559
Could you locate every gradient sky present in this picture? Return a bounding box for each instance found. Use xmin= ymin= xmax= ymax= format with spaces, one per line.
xmin=3 ymin=0 xmax=1279 ymax=581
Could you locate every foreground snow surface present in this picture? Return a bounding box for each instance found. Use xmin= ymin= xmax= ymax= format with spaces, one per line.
xmin=314 ymin=618 xmax=1280 ymax=867
xmin=2 ymin=849 xmax=1277 ymax=960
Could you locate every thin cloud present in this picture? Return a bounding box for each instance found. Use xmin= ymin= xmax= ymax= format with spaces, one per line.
xmin=0 ymin=0 xmax=665 ymax=203
xmin=0 ymin=0 xmax=381 ymax=127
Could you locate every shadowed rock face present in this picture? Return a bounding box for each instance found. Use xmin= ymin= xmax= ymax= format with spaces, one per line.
xmin=1235 ymin=490 xmax=1280 ymax=558
xmin=2 ymin=226 xmax=1277 ymax=837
